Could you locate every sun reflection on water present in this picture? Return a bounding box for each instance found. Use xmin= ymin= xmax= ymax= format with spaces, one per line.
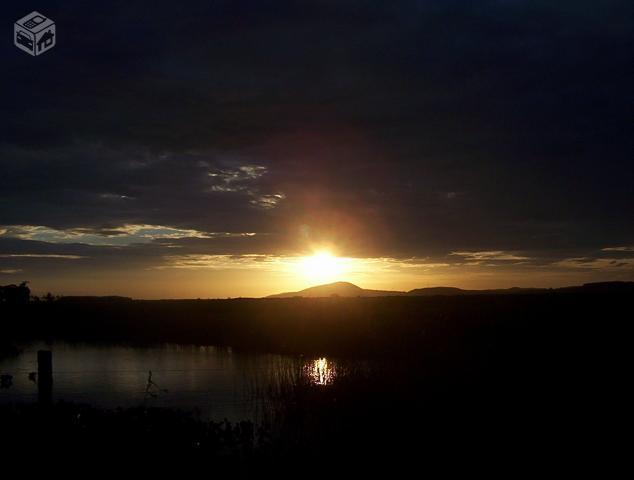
xmin=305 ymin=357 xmax=335 ymax=386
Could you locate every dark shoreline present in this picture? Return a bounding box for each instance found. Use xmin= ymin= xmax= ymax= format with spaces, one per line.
xmin=3 ymin=292 xmax=627 ymax=357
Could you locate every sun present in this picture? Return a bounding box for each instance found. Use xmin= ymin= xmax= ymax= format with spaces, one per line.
xmin=296 ymin=250 xmax=347 ymax=284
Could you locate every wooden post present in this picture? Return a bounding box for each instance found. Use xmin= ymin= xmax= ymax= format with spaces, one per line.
xmin=37 ymin=350 xmax=53 ymax=405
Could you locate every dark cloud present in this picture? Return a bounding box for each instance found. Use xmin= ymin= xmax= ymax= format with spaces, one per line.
xmin=0 ymin=0 xmax=632 ymax=288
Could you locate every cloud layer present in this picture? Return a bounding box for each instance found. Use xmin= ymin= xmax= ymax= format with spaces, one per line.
xmin=1 ymin=0 xmax=632 ymax=294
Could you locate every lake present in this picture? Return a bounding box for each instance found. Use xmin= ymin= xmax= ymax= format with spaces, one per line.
xmin=0 ymin=342 xmax=339 ymax=422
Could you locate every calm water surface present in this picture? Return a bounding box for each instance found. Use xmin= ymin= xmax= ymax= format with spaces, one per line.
xmin=0 ymin=342 xmax=339 ymax=422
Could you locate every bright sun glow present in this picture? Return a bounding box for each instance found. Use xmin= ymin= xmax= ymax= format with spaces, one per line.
xmin=296 ymin=250 xmax=348 ymax=284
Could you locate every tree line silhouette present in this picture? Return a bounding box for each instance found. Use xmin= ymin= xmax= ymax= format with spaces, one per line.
xmin=0 ymin=281 xmax=30 ymax=304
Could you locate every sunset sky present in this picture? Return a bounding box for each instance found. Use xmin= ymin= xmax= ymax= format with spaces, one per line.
xmin=1 ymin=1 xmax=632 ymax=298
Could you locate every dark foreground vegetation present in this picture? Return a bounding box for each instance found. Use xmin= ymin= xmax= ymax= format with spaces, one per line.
xmin=1 ymin=289 xmax=627 ymax=473
xmin=0 ymin=402 xmax=274 ymax=473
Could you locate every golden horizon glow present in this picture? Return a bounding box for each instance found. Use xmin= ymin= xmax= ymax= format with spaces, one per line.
xmin=18 ymin=250 xmax=631 ymax=299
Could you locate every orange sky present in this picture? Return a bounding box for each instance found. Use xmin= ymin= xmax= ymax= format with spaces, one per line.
xmin=18 ymin=250 xmax=633 ymax=299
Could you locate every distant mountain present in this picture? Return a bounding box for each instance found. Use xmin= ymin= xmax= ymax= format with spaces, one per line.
xmin=266 ymin=281 xmax=634 ymax=298
xmin=406 ymin=286 xmax=549 ymax=296
xmin=406 ymin=287 xmax=469 ymax=296
xmin=266 ymin=281 xmax=404 ymax=298
xmin=556 ymin=281 xmax=634 ymax=294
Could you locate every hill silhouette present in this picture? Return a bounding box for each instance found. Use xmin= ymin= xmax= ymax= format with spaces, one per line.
xmin=267 ymin=280 xmax=634 ymax=298
xmin=266 ymin=281 xmax=403 ymax=298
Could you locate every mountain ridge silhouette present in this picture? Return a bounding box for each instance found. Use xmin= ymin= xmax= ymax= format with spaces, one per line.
xmin=265 ymin=280 xmax=634 ymax=298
